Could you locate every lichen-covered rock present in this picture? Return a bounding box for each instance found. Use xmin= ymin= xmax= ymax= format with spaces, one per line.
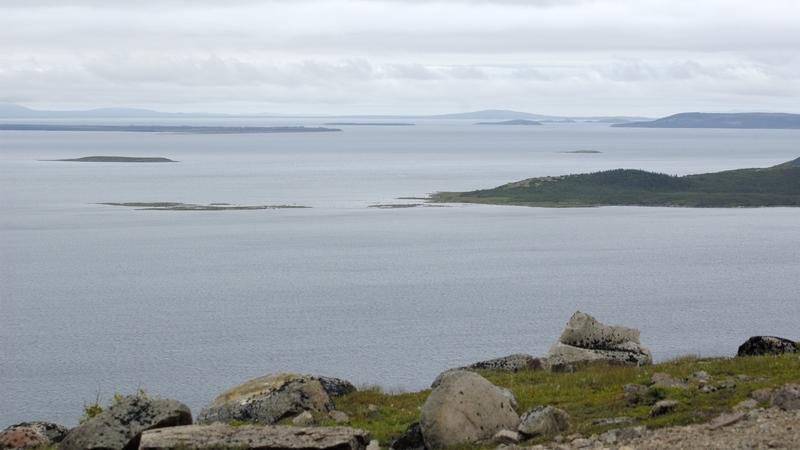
xmin=329 ymin=410 xmax=350 ymax=424
xmin=737 ymin=336 xmax=797 ymax=357
xmin=651 ymin=372 xmax=687 ymax=388
xmin=420 ymin=370 xmax=519 ymax=449
xmin=291 ymin=411 xmax=316 ymax=426
xmin=1 ymin=422 xmax=69 ymax=449
xmin=492 ymin=429 xmax=521 ymax=445
xmin=545 ymin=312 xmax=652 ymax=372
xmin=466 ymin=354 xmax=544 ymax=372
xmin=197 ymin=373 xmax=334 ymax=424
xmin=517 ymin=406 xmax=570 ymax=437
xmin=318 ymin=376 xmax=357 ymax=397
xmin=770 ymin=384 xmax=800 ymax=411
xmin=139 ymin=424 xmax=371 ymax=450
xmin=58 ymin=396 xmax=191 ymax=450
xmin=389 ymin=422 xmax=424 ymax=450
xmin=649 ymin=400 xmax=678 ymax=417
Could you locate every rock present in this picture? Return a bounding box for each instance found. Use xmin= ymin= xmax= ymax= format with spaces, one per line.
xmin=420 ymin=370 xmax=520 ymax=449
xmin=737 ymin=336 xmax=797 ymax=357
xmin=707 ymin=411 xmax=747 ymax=430
xmin=651 ymin=372 xmax=687 ymax=388
xmin=545 ymin=312 xmax=652 ymax=372
xmin=517 ymin=406 xmax=570 ymax=437
xmin=570 ymin=438 xmax=593 ymax=448
xmin=733 ymin=399 xmax=758 ymax=411
xmin=366 ymin=440 xmax=380 ymax=450
xmin=139 ymin=424 xmax=371 ymax=450
xmin=467 ymin=354 xmax=544 ymax=372
xmin=329 ymin=410 xmax=350 ymax=424
xmin=770 ymin=384 xmax=800 ymax=410
xmin=592 ymin=416 xmax=636 ymax=426
xmin=58 ymin=396 xmax=191 ymax=450
xmin=622 ymin=383 xmax=648 ymax=394
xmin=197 ymin=373 xmax=333 ymax=424
xmin=614 ymin=426 xmax=645 ymax=442
xmin=750 ymin=388 xmax=774 ymax=403
xmin=1 ymin=422 xmax=69 ymax=449
xmin=492 ymin=429 xmax=520 ymax=445
xmin=292 ymin=411 xmax=316 ymax=426
xmin=366 ymin=404 xmax=379 ymax=414
xmin=691 ymin=371 xmax=710 ymax=381
xmin=389 ymin=422 xmax=424 ymax=450
xmin=649 ymin=400 xmax=678 ymax=417
xmin=318 ymin=376 xmax=357 ymax=397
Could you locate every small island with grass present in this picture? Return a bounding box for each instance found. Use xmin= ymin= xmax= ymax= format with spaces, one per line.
xmin=431 ymin=157 xmax=800 ymax=207
xmin=48 ymin=156 xmax=177 ymax=163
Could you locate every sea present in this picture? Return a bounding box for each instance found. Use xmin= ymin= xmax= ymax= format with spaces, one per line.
xmin=1 ymin=118 xmax=799 ymax=427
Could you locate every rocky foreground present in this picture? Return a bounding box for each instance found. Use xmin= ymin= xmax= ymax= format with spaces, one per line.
xmin=1 ymin=312 xmax=798 ymax=450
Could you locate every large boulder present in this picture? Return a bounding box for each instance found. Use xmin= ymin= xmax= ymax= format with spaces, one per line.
xmin=545 ymin=311 xmax=652 ymax=371
xmin=1 ymin=422 xmax=69 ymax=449
xmin=420 ymin=370 xmax=519 ymax=449
xmin=517 ymin=406 xmax=570 ymax=437
xmin=737 ymin=336 xmax=797 ymax=357
xmin=139 ymin=424 xmax=371 ymax=450
xmin=466 ymin=354 xmax=544 ymax=372
xmin=197 ymin=373 xmax=339 ymax=424
xmin=58 ymin=396 xmax=191 ymax=450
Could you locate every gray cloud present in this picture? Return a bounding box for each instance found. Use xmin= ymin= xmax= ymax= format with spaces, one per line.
xmin=0 ymin=0 xmax=798 ymax=115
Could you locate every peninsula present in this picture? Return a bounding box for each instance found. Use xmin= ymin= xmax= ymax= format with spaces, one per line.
xmin=0 ymin=124 xmax=340 ymax=134
xmin=48 ymin=156 xmax=176 ymax=163
xmin=431 ymin=157 xmax=800 ymax=207
xmin=613 ymin=112 xmax=800 ymax=129
xmin=475 ymin=119 xmax=542 ymax=126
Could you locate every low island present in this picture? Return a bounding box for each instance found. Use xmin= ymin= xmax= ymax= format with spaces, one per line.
xmin=613 ymin=112 xmax=800 ymax=129
xmin=48 ymin=156 xmax=177 ymax=163
xmin=0 ymin=124 xmax=340 ymax=133
xmin=431 ymin=157 xmax=800 ymax=207
xmin=475 ymin=119 xmax=542 ymax=126
xmin=100 ymin=202 xmax=309 ymax=211
xmin=323 ymin=122 xmax=415 ymax=126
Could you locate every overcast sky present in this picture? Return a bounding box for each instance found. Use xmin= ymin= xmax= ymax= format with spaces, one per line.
xmin=1 ymin=0 xmax=799 ymax=115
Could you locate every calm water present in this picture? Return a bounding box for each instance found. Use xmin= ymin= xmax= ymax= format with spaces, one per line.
xmin=1 ymin=121 xmax=799 ymax=427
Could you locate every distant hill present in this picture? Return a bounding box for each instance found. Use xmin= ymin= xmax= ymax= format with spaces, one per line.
xmin=475 ymin=119 xmax=542 ymax=126
xmin=431 ymin=157 xmax=800 ymax=207
xmin=0 ymin=124 xmax=340 ymax=134
xmin=0 ymin=103 xmax=218 ymax=118
xmin=614 ymin=112 xmax=800 ymax=129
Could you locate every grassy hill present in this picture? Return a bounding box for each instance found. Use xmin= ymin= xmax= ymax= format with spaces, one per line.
xmin=431 ymin=158 xmax=800 ymax=207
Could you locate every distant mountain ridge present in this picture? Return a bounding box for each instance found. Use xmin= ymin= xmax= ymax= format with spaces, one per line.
xmin=614 ymin=112 xmax=800 ymax=129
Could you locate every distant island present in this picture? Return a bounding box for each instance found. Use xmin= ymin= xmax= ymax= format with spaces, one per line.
xmin=562 ymin=150 xmax=602 ymax=154
xmin=475 ymin=119 xmax=542 ymax=126
xmin=0 ymin=124 xmax=340 ymax=134
xmin=100 ymin=202 xmax=309 ymax=211
xmin=323 ymin=122 xmax=415 ymax=126
xmin=613 ymin=112 xmax=800 ymax=129
xmin=48 ymin=156 xmax=177 ymax=163
xmin=431 ymin=157 xmax=800 ymax=207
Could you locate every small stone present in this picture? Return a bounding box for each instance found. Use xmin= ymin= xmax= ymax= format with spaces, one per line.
xmin=592 ymin=416 xmax=636 ymax=426
xmin=734 ymin=399 xmax=758 ymax=411
xmin=388 ymin=423 xmax=424 ymax=450
xmin=0 ymin=422 xmax=69 ymax=449
xmin=517 ymin=406 xmax=570 ymax=437
xmin=292 ymin=411 xmax=316 ymax=426
xmin=649 ymin=400 xmax=678 ymax=417
xmin=707 ymin=411 xmax=747 ymax=430
xmin=329 ymin=410 xmax=350 ymax=424
xmin=599 ymin=430 xmax=617 ymax=444
xmin=691 ymin=371 xmax=710 ymax=380
xmin=366 ymin=439 xmax=380 ymax=450
xmin=571 ymin=437 xmax=593 ymax=448
xmin=492 ymin=429 xmax=521 ymax=445
xmin=367 ymin=404 xmax=379 ymax=413
xmin=615 ymin=426 xmax=645 ymax=442
xmin=750 ymin=388 xmax=774 ymax=403
xmin=651 ymin=372 xmax=687 ymax=388
xmin=770 ymin=384 xmax=800 ymax=410
xmin=623 ymin=383 xmax=648 ymax=394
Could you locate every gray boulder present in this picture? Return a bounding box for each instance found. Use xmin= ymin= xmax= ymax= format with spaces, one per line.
xmin=649 ymin=400 xmax=678 ymax=417
xmin=318 ymin=376 xmax=357 ymax=397
xmin=770 ymin=384 xmax=800 ymax=410
xmin=466 ymin=354 xmax=544 ymax=372
xmin=420 ymin=370 xmax=519 ymax=449
xmin=517 ymin=406 xmax=570 ymax=437
xmin=737 ymin=336 xmax=797 ymax=357
xmin=139 ymin=424 xmax=371 ymax=450
xmin=197 ymin=373 xmax=335 ymax=424
xmin=1 ymin=422 xmax=69 ymax=449
xmin=545 ymin=312 xmax=652 ymax=372
xmin=58 ymin=396 xmax=191 ymax=450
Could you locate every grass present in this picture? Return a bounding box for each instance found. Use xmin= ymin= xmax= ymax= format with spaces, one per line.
xmin=323 ymin=353 xmax=799 ymax=446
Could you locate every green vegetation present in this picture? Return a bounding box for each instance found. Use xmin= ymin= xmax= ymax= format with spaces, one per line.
xmin=431 ymin=157 xmax=800 ymax=207
xmin=323 ymin=354 xmax=799 ymax=446
xmin=81 ymin=389 xmax=148 ymax=423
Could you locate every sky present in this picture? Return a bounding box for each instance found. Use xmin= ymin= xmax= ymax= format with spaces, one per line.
xmin=1 ymin=0 xmax=799 ymax=116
